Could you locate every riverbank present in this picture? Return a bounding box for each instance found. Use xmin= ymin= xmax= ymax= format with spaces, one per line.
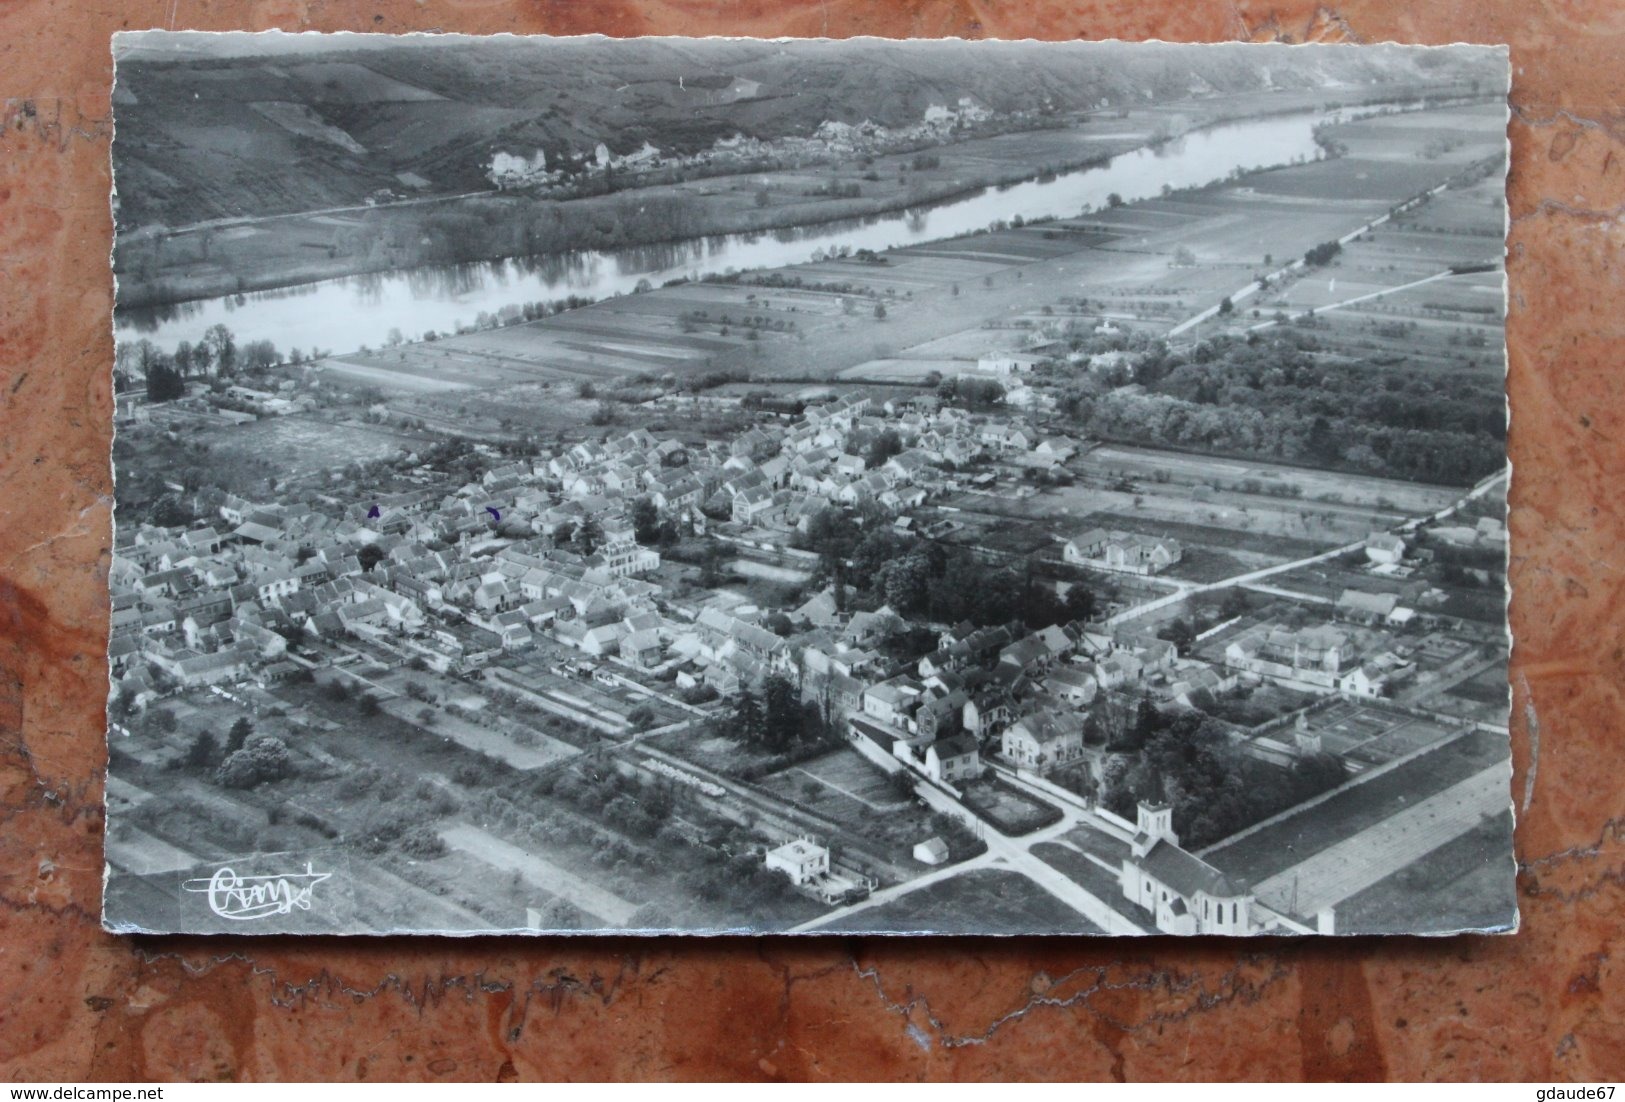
xmin=114 ymin=121 xmax=1145 ymax=311
xmin=114 ymin=84 xmax=1493 ymax=314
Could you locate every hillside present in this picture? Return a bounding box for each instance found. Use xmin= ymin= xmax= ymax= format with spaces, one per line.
xmin=111 ymin=35 xmax=1502 ymax=230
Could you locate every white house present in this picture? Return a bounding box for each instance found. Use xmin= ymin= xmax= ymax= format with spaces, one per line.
xmin=924 ymin=733 xmax=983 ymax=785
xmin=1000 ymin=711 xmax=1086 ymax=775
xmin=977 ymin=351 xmax=1044 ymax=376
xmin=1065 ymin=528 xmax=1183 ymax=575
xmin=764 ymin=838 xmax=830 ymax=886
xmin=1365 ymin=532 xmax=1406 ymax=565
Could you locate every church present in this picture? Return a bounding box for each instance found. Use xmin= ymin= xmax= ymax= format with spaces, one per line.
xmin=1118 ymin=802 xmax=1257 ymax=935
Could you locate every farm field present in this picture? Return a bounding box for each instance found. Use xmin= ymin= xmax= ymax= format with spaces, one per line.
xmin=1332 ymin=811 xmax=1516 ymax=934
xmin=836 ymin=357 xmax=968 ymax=382
xmin=1085 ymin=443 xmax=1462 ymax=517
xmin=114 ymin=87 xmax=1179 ymax=306
xmin=960 ymin=777 xmax=1064 ymax=835
xmin=395 ymin=106 xmax=1503 ymax=404
xmin=207 ymin=414 xmax=431 ymax=476
xmin=200 ymin=101 xmax=1514 ymax=476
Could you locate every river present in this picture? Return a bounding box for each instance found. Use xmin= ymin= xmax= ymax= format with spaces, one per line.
xmin=114 ymin=110 xmax=1343 ymax=358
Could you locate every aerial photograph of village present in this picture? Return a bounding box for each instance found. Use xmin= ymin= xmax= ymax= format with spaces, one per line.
xmin=103 ymin=33 xmax=1514 ymax=936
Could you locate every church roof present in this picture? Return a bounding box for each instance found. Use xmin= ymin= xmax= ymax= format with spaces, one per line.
xmin=1140 ymin=839 xmax=1246 ymax=900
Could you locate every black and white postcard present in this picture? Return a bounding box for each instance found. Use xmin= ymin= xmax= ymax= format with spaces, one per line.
xmin=104 ymin=33 xmax=1515 ymax=936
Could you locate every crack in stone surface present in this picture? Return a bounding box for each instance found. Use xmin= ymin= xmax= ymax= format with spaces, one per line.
xmin=850 ymin=954 xmax=1295 ymax=1048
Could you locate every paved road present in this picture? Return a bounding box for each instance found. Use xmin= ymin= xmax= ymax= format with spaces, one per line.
xmin=1166 ymin=179 xmax=1454 ymax=339
xmin=1246 ymin=270 xmax=1455 ymax=333
xmin=790 ymin=778 xmax=1143 ymax=934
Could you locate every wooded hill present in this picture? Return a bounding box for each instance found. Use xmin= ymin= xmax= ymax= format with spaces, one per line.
xmin=112 ymin=35 xmax=1503 ymax=229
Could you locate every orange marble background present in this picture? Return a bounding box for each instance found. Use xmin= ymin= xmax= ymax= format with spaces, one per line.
xmin=1 ymin=0 xmax=1621 ymax=1081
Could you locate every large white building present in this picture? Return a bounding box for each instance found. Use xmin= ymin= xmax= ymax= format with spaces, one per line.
xmin=764 ymin=838 xmax=829 ymax=885
xmin=1064 ymin=528 xmax=1183 ymax=575
xmin=1119 ymin=802 xmax=1256 ymax=936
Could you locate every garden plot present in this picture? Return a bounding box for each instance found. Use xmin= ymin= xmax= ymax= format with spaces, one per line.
xmin=757 ymin=749 xmax=925 ymax=831
xmin=960 ymin=777 xmax=1063 ymax=835
xmin=1300 ymin=700 xmax=1459 ymax=764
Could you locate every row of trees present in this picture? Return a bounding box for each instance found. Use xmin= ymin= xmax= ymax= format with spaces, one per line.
xmin=122 ymin=323 xmax=299 ymax=402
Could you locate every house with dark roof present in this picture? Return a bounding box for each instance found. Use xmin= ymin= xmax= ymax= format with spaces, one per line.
xmin=1000 ymin=710 xmax=1085 ymax=774
xmin=923 ymin=733 xmax=982 ymax=785
xmin=794 ymin=588 xmax=843 ymax=628
xmin=1335 ymin=588 xmax=1401 ymax=625
xmin=998 ymin=634 xmax=1054 ymax=675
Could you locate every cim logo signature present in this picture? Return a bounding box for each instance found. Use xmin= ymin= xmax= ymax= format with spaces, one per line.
xmin=182 ymin=863 xmax=333 ymax=921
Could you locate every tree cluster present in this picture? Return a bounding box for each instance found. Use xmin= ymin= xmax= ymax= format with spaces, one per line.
xmin=723 ymin=675 xmax=825 ymax=752
xmin=798 ymin=507 xmax=1094 ymax=630
xmin=1101 ymin=712 xmax=1346 ymax=849
xmin=215 ymin=736 xmax=293 ymax=789
xmin=1061 ymin=330 xmax=1503 ymax=485
xmin=935 ymin=376 xmax=1006 ymax=411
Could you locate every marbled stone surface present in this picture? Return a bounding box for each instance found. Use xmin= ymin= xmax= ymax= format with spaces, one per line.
xmin=1 ymin=0 xmax=1620 ymax=1081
